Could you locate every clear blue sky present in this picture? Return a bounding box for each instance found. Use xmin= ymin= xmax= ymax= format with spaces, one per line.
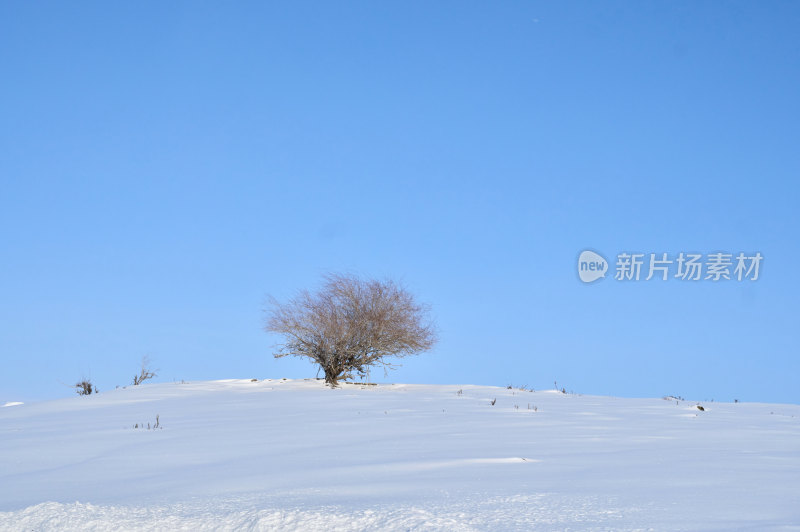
xmin=2 ymin=1 xmax=798 ymax=404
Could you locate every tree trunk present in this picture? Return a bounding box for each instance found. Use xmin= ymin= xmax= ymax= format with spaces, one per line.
xmin=323 ymin=366 xmax=341 ymax=387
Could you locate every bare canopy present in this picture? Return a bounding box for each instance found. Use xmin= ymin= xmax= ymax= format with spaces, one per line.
xmin=264 ymin=273 xmax=437 ymax=386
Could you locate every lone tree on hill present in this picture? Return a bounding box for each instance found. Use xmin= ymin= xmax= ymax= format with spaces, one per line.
xmin=264 ymin=273 xmax=437 ymax=386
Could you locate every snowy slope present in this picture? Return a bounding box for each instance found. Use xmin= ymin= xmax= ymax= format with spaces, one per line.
xmin=1 ymin=379 xmax=799 ymax=531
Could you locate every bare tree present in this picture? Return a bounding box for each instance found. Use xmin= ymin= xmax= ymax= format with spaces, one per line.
xmin=265 ymin=273 xmax=437 ymax=386
xmin=132 ymin=356 xmax=157 ymax=385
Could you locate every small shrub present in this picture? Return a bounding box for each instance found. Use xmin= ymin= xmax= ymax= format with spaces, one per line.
xmin=664 ymin=395 xmax=685 ymax=402
xmin=133 ymin=356 xmax=158 ymax=386
xmin=133 ymin=414 xmax=162 ymax=430
xmin=75 ymin=380 xmax=95 ymax=396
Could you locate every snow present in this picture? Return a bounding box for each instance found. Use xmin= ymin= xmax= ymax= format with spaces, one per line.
xmin=1 ymin=379 xmax=799 ymax=531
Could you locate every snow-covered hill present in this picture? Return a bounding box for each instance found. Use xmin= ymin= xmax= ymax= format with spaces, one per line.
xmin=1 ymin=379 xmax=798 ymax=531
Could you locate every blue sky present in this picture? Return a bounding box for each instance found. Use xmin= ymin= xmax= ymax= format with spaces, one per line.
xmin=1 ymin=1 xmax=798 ymax=404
